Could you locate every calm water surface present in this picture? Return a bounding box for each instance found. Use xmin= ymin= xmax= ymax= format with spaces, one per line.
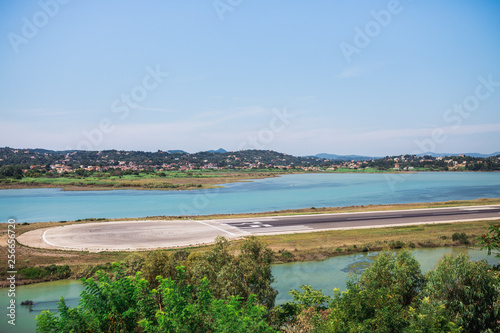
xmin=0 ymin=279 xmax=82 ymax=333
xmin=272 ymin=247 xmax=499 ymax=305
xmin=1 ymin=172 xmax=499 ymax=222
xmin=1 ymin=247 xmax=497 ymax=332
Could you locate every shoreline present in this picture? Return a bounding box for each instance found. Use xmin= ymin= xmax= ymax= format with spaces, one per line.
xmin=2 ymin=169 xmax=496 ymax=192
xmin=1 ymin=198 xmax=499 ymax=287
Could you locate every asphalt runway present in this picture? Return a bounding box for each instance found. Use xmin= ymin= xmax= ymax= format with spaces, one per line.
xmin=17 ymin=205 xmax=500 ymax=251
xmin=220 ymin=205 xmax=500 ymax=234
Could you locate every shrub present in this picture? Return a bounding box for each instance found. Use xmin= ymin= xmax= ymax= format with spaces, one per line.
xmin=451 ymin=232 xmax=469 ymax=244
xmin=21 ymin=267 xmax=42 ymax=279
xmin=21 ymin=265 xmax=71 ymax=279
xmin=281 ymin=251 xmax=294 ymax=259
xmin=327 ymin=250 xmax=424 ymax=332
xmin=422 ymin=254 xmax=500 ymax=332
xmin=389 ymin=241 xmax=405 ymax=249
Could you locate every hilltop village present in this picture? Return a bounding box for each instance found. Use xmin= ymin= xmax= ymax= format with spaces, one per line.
xmin=0 ymin=147 xmax=499 ymax=178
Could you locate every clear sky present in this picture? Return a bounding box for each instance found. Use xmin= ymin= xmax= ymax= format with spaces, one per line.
xmin=1 ymin=0 xmax=499 ymax=156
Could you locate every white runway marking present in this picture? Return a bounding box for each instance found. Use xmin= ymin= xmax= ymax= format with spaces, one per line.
xmin=194 ymin=220 xmax=237 ymax=236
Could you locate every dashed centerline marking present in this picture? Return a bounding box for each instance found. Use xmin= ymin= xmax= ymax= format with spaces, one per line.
xmin=347 ymin=215 xmax=402 ymax=220
xmin=230 ymin=221 xmax=275 ymax=229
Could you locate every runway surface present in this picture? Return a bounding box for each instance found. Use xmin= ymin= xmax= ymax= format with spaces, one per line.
xmin=221 ymin=205 xmax=500 ymax=234
xmin=17 ymin=205 xmax=500 ymax=251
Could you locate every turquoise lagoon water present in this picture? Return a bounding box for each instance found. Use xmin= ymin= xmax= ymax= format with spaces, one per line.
xmin=1 ymin=172 xmax=500 ymax=223
xmin=1 ymin=248 xmax=497 ymax=332
xmin=272 ymin=247 xmax=499 ymax=305
xmin=0 ymin=279 xmax=82 ymax=333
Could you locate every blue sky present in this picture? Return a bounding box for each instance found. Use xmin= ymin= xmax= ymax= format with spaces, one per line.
xmin=1 ymin=0 xmax=499 ymax=156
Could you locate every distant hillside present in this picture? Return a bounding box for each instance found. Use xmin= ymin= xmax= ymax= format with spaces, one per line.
xmin=418 ymin=152 xmax=500 ymax=158
xmin=206 ymin=148 xmax=227 ymax=154
xmin=314 ymin=153 xmax=379 ymax=161
xmin=0 ymin=147 xmax=330 ymax=168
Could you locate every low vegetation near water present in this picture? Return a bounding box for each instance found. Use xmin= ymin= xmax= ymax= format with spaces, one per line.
xmin=36 ymin=227 xmax=500 ymax=333
xmin=0 ymin=168 xmax=291 ymax=191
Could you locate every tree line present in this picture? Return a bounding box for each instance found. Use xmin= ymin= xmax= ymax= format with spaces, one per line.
xmin=36 ymin=227 xmax=500 ymax=332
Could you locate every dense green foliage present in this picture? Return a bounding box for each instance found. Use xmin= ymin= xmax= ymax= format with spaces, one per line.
xmin=276 ymin=250 xmax=499 ymax=332
xmin=36 ymin=237 xmax=277 ymax=332
xmin=0 ymin=147 xmax=329 ymax=169
xmin=36 ymin=238 xmax=500 ymax=333
xmin=423 ymin=255 xmax=500 ymax=332
xmin=140 ymin=236 xmax=277 ymax=309
xmin=21 ymin=265 xmax=71 ymax=280
xmin=452 ymin=232 xmax=470 ymax=244
xmin=0 ymin=164 xmax=23 ymax=178
xmin=326 ymin=250 xmax=427 ymax=332
xmin=37 ymin=267 xmax=273 ymax=333
xmin=2 ymin=147 xmax=499 ymax=173
xmin=479 ymin=223 xmax=500 ymax=267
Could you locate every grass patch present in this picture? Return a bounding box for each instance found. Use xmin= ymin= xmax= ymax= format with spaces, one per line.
xmin=250 ymin=219 xmax=499 ymax=263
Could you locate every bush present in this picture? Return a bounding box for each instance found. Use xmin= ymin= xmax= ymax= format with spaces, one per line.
xmin=281 ymin=251 xmax=294 ymax=259
xmin=37 ymin=254 xmax=275 ymax=332
xmin=422 ymin=254 xmax=500 ymax=332
xmin=20 ymin=265 xmax=71 ymax=279
xmin=389 ymin=240 xmax=405 ymax=249
xmin=327 ymin=250 xmax=425 ymax=332
xmin=451 ymin=232 xmax=469 ymax=244
xmin=21 ymin=267 xmax=42 ymax=279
